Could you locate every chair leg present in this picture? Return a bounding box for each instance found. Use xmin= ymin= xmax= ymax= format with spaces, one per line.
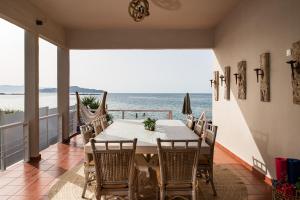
xmin=208 ymin=169 xmax=217 ymax=196
xmin=156 ymin=186 xmax=160 ymax=200
xmin=82 ymin=171 xmax=89 ymax=198
xmin=95 ymin=192 xmax=101 ymax=200
xmin=192 ymin=189 xmax=197 ymax=200
xmin=128 ymin=187 xmax=134 ymax=200
xmin=160 ymin=188 xmax=165 ymax=200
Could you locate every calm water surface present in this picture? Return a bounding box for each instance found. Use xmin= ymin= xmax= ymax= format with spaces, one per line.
xmin=0 ymin=93 xmax=212 ymax=120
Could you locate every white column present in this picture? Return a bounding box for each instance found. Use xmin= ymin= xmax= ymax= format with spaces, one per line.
xmin=57 ymin=47 xmax=70 ymax=143
xmin=24 ymin=31 xmax=40 ymax=160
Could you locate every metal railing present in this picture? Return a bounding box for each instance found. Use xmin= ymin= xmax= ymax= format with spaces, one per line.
xmin=107 ymin=109 xmax=173 ymax=120
xmin=69 ymin=109 xmax=78 ymax=136
xmin=39 ymin=111 xmax=62 ymax=151
xmin=0 ymin=109 xmax=63 ymax=171
xmin=0 ymin=107 xmax=172 ymax=170
xmin=0 ymin=121 xmax=29 ymax=171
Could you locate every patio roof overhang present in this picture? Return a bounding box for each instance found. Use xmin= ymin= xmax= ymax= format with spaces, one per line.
xmin=1 ymin=0 xmax=243 ymax=160
xmin=0 ymin=0 xmax=240 ymax=49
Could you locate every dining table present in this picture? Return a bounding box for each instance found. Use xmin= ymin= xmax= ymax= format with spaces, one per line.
xmin=84 ymin=119 xmax=210 ymax=155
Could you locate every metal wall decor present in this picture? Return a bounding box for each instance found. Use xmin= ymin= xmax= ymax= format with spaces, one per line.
xmin=237 ymin=61 xmax=247 ymax=100
xmin=254 ymin=53 xmax=270 ymax=102
xmin=129 ymin=0 xmax=150 ymax=22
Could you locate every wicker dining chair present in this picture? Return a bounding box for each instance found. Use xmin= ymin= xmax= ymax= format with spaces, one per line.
xmin=197 ymin=124 xmax=218 ymax=196
xmin=156 ymin=139 xmax=202 ymax=200
xmin=186 ymin=114 xmax=195 ymax=130
xmin=91 ymin=117 xmax=103 ymax=135
xmin=80 ymin=124 xmax=96 ymax=198
xmin=100 ymin=114 xmax=109 ymax=130
xmin=90 ymin=138 xmax=138 ymax=200
xmin=194 ymin=119 xmax=206 ymax=137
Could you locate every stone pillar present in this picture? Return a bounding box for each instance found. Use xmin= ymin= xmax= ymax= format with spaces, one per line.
xmin=24 ymin=31 xmax=40 ymax=160
xmin=57 ymin=47 xmax=70 ymax=143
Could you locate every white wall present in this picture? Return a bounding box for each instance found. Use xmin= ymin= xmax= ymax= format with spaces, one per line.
xmin=213 ymin=0 xmax=300 ymax=178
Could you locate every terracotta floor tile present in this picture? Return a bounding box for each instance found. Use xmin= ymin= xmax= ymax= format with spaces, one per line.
xmin=0 ymin=196 xmax=10 ymax=200
xmin=8 ymin=195 xmax=42 ymax=200
xmin=43 ymin=169 xmax=66 ymax=178
xmin=0 ymin=178 xmax=14 ymax=186
xmin=15 ymin=182 xmax=46 ymax=196
xmin=7 ymin=177 xmax=37 ymax=186
xmin=33 ymin=177 xmax=56 ymax=186
xmin=0 ymin=135 xmax=272 ymax=199
xmin=0 ymin=186 xmax=24 ymax=195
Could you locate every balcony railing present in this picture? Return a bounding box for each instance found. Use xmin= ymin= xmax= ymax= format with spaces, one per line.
xmin=108 ymin=109 xmax=173 ymax=120
xmin=0 ymin=107 xmax=78 ymax=171
xmin=0 ymin=121 xmax=29 ymax=170
xmin=0 ymin=107 xmax=172 ymax=170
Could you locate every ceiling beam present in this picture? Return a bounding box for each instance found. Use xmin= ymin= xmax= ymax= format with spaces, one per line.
xmin=67 ymin=29 xmax=214 ymax=49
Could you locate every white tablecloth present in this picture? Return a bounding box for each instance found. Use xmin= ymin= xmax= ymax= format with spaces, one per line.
xmin=84 ymin=119 xmax=210 ymax=154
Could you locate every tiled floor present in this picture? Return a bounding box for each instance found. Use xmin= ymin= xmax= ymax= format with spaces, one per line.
xmin=0 ymin=135 xmax=272 ymax=200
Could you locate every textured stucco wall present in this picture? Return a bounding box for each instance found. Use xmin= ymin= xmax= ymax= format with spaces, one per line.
xmin=213 ymin=0 xmax=300 ymax=178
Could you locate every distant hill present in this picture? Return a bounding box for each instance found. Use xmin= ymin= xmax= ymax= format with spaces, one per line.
xmin=40 ymin=86 xmax=104 ymax=94
xmin=0 ymin=85 xmax=24 ymax=94
xmin=0 ymin=85 xmax=103 ymax=94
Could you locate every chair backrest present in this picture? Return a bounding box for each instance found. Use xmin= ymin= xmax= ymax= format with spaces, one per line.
xmin=80 ymin=124 xmax=94 ymax=145
xmin=204 ymin=124 xmax=218 ymax=158
xmin=157 ymin=139 xmax=202 ymax=187
xmin=100 ymin=115 xmax=109 ymax=130
xmin=198 ymin=112 xmax=207 ymax=121
xmin=194 ymin=119 xmax=206 ymax=137
xmin=90 ymin=138 xmax=137 ymax=187
xmin=91 ymin=117 xmax=103 ymax=135
xmin=186 ymin=114 xmax=195 ymax=130
xmin=80 ymin=124 xmax=94 ymax=163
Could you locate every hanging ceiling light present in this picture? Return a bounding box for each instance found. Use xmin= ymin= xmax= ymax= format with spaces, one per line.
xmin=128 ymin=0 xmax=150 ymax=22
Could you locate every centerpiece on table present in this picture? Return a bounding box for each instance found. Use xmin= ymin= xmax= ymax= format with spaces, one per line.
xmin=143 ymin=118 xmax=156 ymax=131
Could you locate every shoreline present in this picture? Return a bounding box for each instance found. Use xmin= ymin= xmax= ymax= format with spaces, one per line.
xmin=0 ymin=92 xmax=212 ymax=95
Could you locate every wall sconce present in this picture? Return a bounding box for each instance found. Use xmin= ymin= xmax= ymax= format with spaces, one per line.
xmin=286 ymin=60 xmax=299 ymax=80
xmin=286 ymin=49 xmax=300 ymax=80
xmin=253 ymin=68 xmax=264 ymax=83
xmin=219 ymin=75 xmax=226 ymax=86
xmin=210 ymin=79 xmax=216 ymax=87
xmin=233 ymin=73 xmax=241 ymax=85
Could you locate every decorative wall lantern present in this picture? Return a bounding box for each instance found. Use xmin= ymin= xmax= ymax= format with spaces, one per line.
xmin=286 ymin=49 xmax=300 ymax=80
xmin=219 ymin=75 xmax=226 ymax=86
xmin=286 ymin=60 xmax=299 ymax=80
xmin=210 ymin=79 xmax=216 ymax=87
xmin=288 ymin=41 xmax=300 ymax=105
xmin=129 ymin=0 xmax=150 ymax=22
xmin=256 ymin=53 xmax=270 ymax=102
xmin=233 ymin=73 xmax=241 ymax=85
xmin=253 ymin=68 xmax=264 ymax=83
xmin=211 ymin=71 xmax=220 ymax=101
xmin=222 ymin=66 xmax=231 ymax=100
xmin=236 ymin=61 xmax=247 ymax=100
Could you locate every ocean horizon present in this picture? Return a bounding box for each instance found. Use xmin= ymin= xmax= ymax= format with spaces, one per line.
xmin=0 ymin=93 xmax=212 ymax=120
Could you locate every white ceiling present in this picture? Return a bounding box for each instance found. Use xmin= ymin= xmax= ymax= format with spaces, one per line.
xmin=29 ymin=0 xmax=240 ymax=30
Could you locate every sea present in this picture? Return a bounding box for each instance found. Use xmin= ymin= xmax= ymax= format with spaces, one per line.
xmin=0 ymin=93 xmax=212 ymax=120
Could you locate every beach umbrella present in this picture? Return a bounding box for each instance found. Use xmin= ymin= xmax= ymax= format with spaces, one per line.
xmin=182 ymin=93 xmax=192 ymax=115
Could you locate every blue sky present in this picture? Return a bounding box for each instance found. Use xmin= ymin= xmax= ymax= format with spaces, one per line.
xmin=0 ymin=18 xmax=214 ymax=93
